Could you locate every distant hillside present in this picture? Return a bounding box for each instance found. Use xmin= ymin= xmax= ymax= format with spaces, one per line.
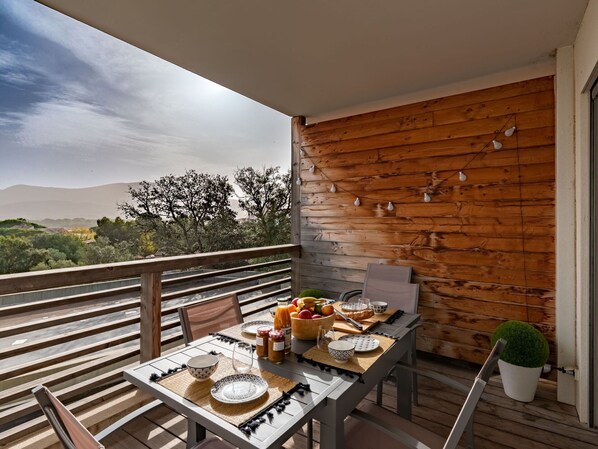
xmin=0 ymin=183 xmax=245 ymax=227
xmin=0 ymin=183 xmax=139 ymax=222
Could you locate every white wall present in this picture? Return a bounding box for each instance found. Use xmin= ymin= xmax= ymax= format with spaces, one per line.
xmin=573 ymin=0 xmax=598 ymax=425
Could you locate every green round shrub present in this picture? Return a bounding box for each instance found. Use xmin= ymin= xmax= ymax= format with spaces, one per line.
xmin=298 ymin=288 xmax=325 ymax=298
xmin=491 ymin=320 xmax=549 ymax=368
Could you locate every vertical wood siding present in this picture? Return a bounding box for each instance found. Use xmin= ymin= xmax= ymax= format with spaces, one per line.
xmin=297 ymin=76 xmax=555 ymax=364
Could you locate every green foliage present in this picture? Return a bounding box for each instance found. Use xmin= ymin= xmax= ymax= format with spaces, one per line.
xmin=0 ymin=218 xmax=46 ymax=238
xmin=119 ymin=170 xmax=236 ymax=254
xmin=32 ymin=233 xmax=85 ymax=263
xmin=299 ymin=288 xmax=325 ymax=298
xmin=234 ymin=166 xmax=291 ymax=247
xmin=82 ymin=236 xmax=135 ymax=264
xmin=491 ymin=320 xmax=549 ymax=368
xmin=0 ymin=236 xmax=47 ymax=274
xmin=94 ymin=217 xmax=140 ymax=244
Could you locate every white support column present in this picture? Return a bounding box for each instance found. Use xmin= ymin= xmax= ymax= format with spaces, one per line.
xmin=555 ymin=45 xmax=577 ymax=406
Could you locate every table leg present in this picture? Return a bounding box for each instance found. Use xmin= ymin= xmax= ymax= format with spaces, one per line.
xmin=187 ymin=420 xmax=206 ymax=449
xmin=319 ymin=417 xmax=345 ymax=449
xmin=396 ymin=354 xmax=412 ymax=420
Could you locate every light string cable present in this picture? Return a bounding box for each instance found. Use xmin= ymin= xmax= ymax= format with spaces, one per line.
xmin=298 ymin=114 xmax=517 ymax=207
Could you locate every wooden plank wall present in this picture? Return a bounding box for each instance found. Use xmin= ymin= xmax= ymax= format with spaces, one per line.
xmin=296 ymin=76 xmax=555 ymax=364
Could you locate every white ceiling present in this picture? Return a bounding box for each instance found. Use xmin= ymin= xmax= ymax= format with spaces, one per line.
xmin=38 ymin=0 xmax=588 ymax=119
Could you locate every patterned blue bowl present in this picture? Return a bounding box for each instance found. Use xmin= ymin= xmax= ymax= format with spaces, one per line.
xmin=328 ymin=340 xmax=355 ymax=363
xmin=187 ymin=354 xmax=219 ymax=381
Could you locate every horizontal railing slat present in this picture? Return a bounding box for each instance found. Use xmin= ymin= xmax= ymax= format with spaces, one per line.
xmin=0 ymin=244 xmax=299 ymax=295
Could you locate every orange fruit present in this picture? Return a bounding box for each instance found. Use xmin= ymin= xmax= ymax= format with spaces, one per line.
xmin=321 ymin=304 xmax=334 ymax=316
xmin=287 ymin=304 xmax=297 ymax=313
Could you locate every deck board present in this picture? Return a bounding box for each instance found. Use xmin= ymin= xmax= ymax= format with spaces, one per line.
xmin=99 ymin=355 xmax=598 ymax=449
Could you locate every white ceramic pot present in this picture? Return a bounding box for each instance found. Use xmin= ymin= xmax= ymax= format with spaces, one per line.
xmin=498 ymin=359 xmax=542 ymax=402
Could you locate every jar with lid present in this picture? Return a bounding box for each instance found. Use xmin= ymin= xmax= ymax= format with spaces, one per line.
xmin=255 ymin=326 xmax=271 ymax=359
xmin=268 ymin=329 xmax=285 ymax=364
xmin=273 ymin=298 xmax=292 ymax=354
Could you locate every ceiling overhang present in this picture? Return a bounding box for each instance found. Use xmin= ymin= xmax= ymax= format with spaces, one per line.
xmin=37 ymin=0 xmax=588 ymax=120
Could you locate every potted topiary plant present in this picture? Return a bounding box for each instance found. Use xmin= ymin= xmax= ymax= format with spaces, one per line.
xmin=491 ymin=320 xmax=549 ymax=402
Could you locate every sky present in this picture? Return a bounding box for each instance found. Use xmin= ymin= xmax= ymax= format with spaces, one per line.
xmin=0 ymin=0 xmax=290 ymax=190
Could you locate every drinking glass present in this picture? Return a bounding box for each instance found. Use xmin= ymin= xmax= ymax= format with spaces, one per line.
xmin=232 ymin=342 xmax=254 ymax=374
xmin=317 ymin=325 xmax=335 ymax=351
xmin=358 ymin=297 xmax=371 ymax=310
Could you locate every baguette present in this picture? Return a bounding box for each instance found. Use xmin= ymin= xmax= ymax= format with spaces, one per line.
xmin=335 ymin=308 xmax=374 ymax=321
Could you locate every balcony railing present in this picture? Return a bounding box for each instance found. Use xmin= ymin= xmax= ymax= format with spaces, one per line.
xmin=0 ymin=244 xmax=300 ymax=448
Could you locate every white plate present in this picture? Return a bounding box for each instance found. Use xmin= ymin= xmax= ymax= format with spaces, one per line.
xmin=339 ymin=334 xmax=380 ymax=352
xmin=210 ymin=374 xmax=268 ymax=404
xmin=340 ymin=302 xmax=368 ymax=312
xmin=241 ymin=320 xmax=272 ymax=335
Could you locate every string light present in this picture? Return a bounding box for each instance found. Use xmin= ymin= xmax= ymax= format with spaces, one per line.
xmin=302 ymin=115 xmax=515 ymax=208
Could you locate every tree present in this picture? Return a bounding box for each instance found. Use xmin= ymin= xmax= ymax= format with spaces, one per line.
xmin=32 ymin=233 xmax=85 ymax=263
xmin=83 ymin=236 xmax=135 ymax=265
xmin=119 ymin=170 xmax=237 ymax=254
xmin=234 ymin=166 xmax=291 ymax=246
xmin=94 ymin=217 xmax=140 ymax=244
xmin=0 ymin=236 xmax=46 ymax=274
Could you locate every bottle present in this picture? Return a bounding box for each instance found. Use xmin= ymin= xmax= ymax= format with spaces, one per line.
xmin=273 ymin=298 xmax=292 ymax=354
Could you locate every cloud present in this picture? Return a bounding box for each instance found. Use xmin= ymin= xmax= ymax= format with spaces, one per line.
xmin=0 ymin=0 xmax=290 ymax=189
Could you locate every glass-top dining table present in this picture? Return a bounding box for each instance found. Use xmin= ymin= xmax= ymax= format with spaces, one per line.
xmin=123 ymin=311 xmax=419 ymax=449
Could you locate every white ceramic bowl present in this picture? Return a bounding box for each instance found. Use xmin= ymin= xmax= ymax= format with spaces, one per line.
xmin=187 ymin=354 xmax=219 ymax=381
xmin=371 ymin=301 xmax=388 ymax=314
xmin=328 ymin=340 xmax=355 ymax=363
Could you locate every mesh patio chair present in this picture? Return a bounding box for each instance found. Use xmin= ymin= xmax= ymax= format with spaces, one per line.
xmin=344 ymin=339 xmax=506 ymax=449
xmin=339 ymin=263 xmax=420 ymax=408
xmin=178 ymin=293 xmax=243 ymax=345
xmin=339 ymin=263 xmax=413 ymax=302
xmin=32 ymin=385 xmax=233 ymax=449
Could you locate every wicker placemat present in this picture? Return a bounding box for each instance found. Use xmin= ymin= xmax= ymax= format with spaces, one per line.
xmin=300 ymin=333 xmax=395 ymax=374
xmin=157 ymin=355 xmax=297 ymax=427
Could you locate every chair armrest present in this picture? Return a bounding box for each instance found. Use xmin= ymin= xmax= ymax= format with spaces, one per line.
xmin=339 ymin=289 xmax=362 ymax=301
xmin=394 ymin=361 xmax=471 ymax=395
xmin=349 ymin=408 xmax=433 ymax=449
xmin=95 ymin=399 xmax=162 ymax=441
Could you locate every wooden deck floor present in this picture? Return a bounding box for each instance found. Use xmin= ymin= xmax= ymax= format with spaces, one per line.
xmin=100 ymin=354 xmax=598 ymax=449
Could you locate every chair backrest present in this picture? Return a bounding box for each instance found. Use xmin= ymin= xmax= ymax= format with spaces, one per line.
xmin=32 ymin=385 xmax=104 ymax=449
xmin=362 ymin=264 xmax=418 ymax=313
xmin=443 ymin=338 xmax=505 ymax=449
xmin=178 ymin=293 xmax=243 ymax=345
xmin=478 ymin=338 xmax=506 ymax=381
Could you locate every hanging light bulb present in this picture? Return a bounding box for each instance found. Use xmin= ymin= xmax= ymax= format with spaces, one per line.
xmin=423 ymin=192 xmax=432 ymax=203
xmin=492 ymin=140 xmax=503 ymax=150
xmin=458 ymin=171 xmax=467 ymax=182
xmin=309 ymin=165 xmax=315 ymax=174
xmin=504 ymin=126 xmax=517 ymax=137
xmin=354 ymin=197 xmax=361 ymax=206
xmin=387 ymin=201 xmax=394 ymax=211
xmin=296 ymin=177 xmax=302 ymax=186
xmin=330 ymin=183 xmax=337 ymax=193
xmin=299 ymin=148 xmax=306 ymax=157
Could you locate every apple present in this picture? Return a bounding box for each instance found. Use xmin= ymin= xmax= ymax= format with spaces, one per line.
xmin=312 ymin=314 xmax=322 ymax=319
xmin=298 ymin=309 xmax=312 ymax=319
xmin=292 ymin=297 xmax=299 ymax=307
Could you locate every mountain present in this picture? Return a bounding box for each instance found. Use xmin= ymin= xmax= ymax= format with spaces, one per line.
xmin=0 ymin=183 xmax=139 ymax=222
xmin=0 ymin=183 xmax=245 ymax=225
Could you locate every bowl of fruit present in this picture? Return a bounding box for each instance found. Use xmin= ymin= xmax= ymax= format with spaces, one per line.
xmin=290 ymin=297 xmax=336 ymax=340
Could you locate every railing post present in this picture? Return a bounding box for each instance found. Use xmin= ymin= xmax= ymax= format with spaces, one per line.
xmin=291 ymin=116 xmax=305 ymax=297
xmin=140 ymin=272 xmax=162 ymax=362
